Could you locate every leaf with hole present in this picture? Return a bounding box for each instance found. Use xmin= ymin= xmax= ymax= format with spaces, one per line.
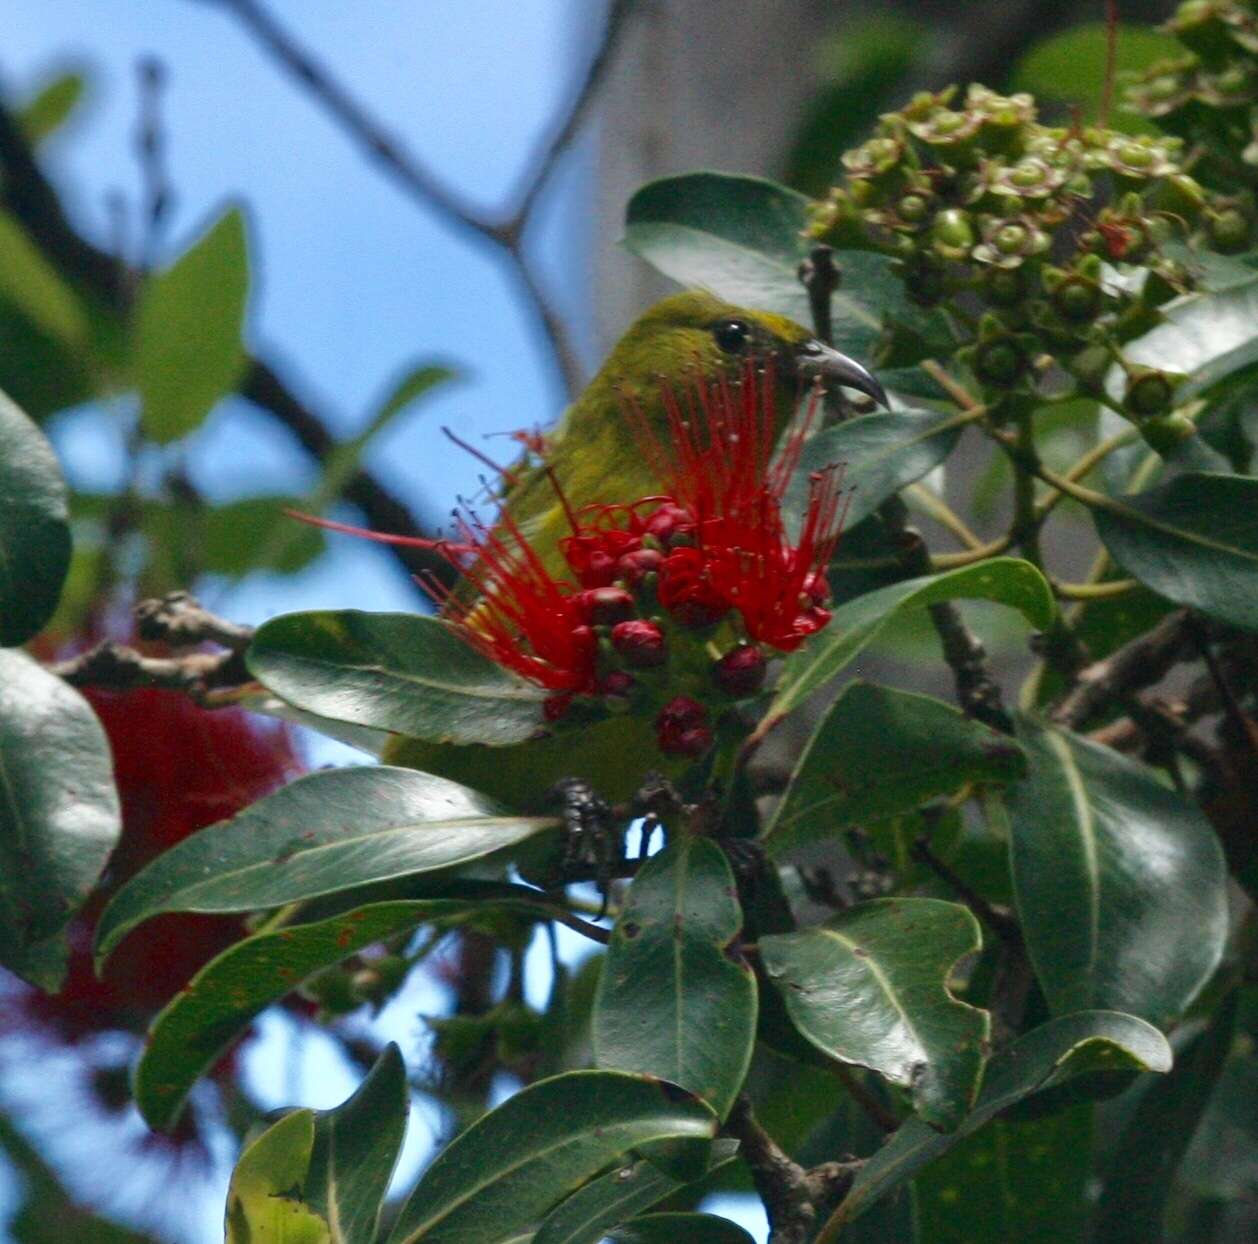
xmin=761 ymin=898 xmax=989 ymax=1130
xmin=764 ymin=682 xmax=1024 ymax=855
xmin=249 ymin=611 xmax=550 ymax=745
xmin=94 ymin=765 xmax=559 ymax=964
xmin=0 ymin=650 xmax=119 ymax=990
xmin=1007 ymin=715 xmax=1228 ymax=1026
xmin=593 ymin=838 xmax=756 ymax=1119
xmin=385 ymin=1070 xmax=718 ymax=1244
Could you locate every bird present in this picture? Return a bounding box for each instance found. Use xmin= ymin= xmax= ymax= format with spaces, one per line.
xmin=488 ymin=289 xmax=887 ymax=566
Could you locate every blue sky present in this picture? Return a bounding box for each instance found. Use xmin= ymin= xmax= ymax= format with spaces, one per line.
xmin=2 ymin=4 xmax=769 ymax=1241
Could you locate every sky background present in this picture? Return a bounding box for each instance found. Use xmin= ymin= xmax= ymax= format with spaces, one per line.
xmin=1 ymin=4 xmax=765 ymax=1241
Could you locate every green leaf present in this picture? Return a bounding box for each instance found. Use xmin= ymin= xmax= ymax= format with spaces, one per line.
xmin=762 ymin=558 xmax=1055 ymax=729
xmin=607 ymin=1215 xmax=754 ymax=1244
xmin=94 ymin=765 xmax=559 ymax=963
xmin=764 ymin=682 xmax=1025 ymax=856
xmin=225 ymin=1110 xmax=331 ymax=1244
xmin=0 ymin=650 xmax=120 ymax=990
xmin=832 ymin=1010 xmax=1172 ymax=1227
xmin=248 ymin=611 xmax=550 ymax=746
xmin=0 ymin=389 xmax=71 ymax=645
xmin=534 ymin=1141 xmax=739 ymax=1244
xmin=135 ymin=899 xmax=477 ymax=1130
xmin=1092 ymin=473 xmax=1258 ymax=631
xmin=18 ymin=71 xmax=88 ymax=145
xmin=623 ymin=172 xmax=906 ymax=355
xmin=1117 ymin=277 xmax=1258 ymax=401
xmin=384 ymin=1070 xmax=718 ymax=1244
xmin=760 ymin=898 xmax=989 ymax=1130
xmin=202 ymin=497 xmax=325 ymax=576
xmin=132 ymin=206 xmax=249 ymax=443
xmin=1093 ymin=993 xmax=1238 ymax=1243
xmin=307 ymin=1045 xmax=409 ymax=1244
xmin=1011 ymin=25 xmax=1181 ymax=132
xmin=593 ymin=838 xmax=756 ymax=1119
xmin=0 ymin=212 xmax=92 ymax=349
xmin=911 ymin=1106 xmax=1093 ymax=1244
xmin=1007 ymin=715 xmax=1228 ymax=1026
xmin=784 ymin=407 xmax=968 ymax=532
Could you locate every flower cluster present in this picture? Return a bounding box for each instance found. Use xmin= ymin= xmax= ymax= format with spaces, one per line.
xmin=805 ymin=69 xmax=1236 ymax=439
xmin=310 ymin=362 xmax=847 ymax=758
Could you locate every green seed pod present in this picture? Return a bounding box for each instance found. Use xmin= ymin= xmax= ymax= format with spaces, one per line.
xmin=1124 ymin=368 xmax=1178 ymax=417
xmin=1152 ymin=172 xmax=1209 ymax=219
xmin=1069 ymin=344 xmax=1113 ymax=391
xmin=301 ymin=966 xmax=359 ymax=1015
xmin=1207 ymin=205 xmax=1252 ymax=251
xmin=897 ymin=191 xmax=931 ymax=223
xmin=929 ymin=208 xmax=975 ymax=261
xmin=1141 ymin=412 xmax=1198 ymax=453
xmin=981 ymin=266 xmax=1026 ymax=307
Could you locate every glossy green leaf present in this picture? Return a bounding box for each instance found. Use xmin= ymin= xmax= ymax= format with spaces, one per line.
xmin=18 ymin=71 xmax=88 ymax=145
xmin=249 ymin=611 xmax=550 ymax=745
xmin=607 ymin=1215 xmax=754 ymax=1244
xmin=0 ymin=389 xmax=71 ymax=645
xmin=136 ymin=899 xmax=477 ymax=1130
xmin=307 ymin=1045 xmax=409 ymax=1244
xmin=385 ymin=1070 xmax=718 ymax=1244
xmin=225 ymin=1110 xmax=330 ymax=1244
xmin=1117 ymin=277 xmax=1258 ymax=401
xmin=1093 ymin=473 xmax=1258 ymax=631
xmin=133 ymin=206 xmax=249 ymax=442
xmin=912 ymin=1107 xmax=1093 ymax=1244
xmin=624 ymin=172 xmax=905 ymax=356
xmin=1007 ymin=716 xmax=1228 ymax=1026
xmin=95 ymin=765 xmax=559 ymax=963
xmin=784 ymin=407 xmax=968 ymax=532
xmin=761 ymin=898 xmax=988 ymax=1130
xmin=1094 ymin=993 xmax=1238 ymax=1243
xmin=0 ymin=212 xmax=91 ymax=349
xmin=593 ymin=838 xmax=756 ymax=1119
xmin=0 ymin=650 xmax=119 ymax=990
xmin=764 ymin=682 xmax=1024 ymax=856
xmin=831 ymin=1010 xmax=1171 ymax=1227
xmin=762 ymin=558 xmax=1054 ymax=728
xmin=1011 ymin=25 xmax=1179 ymax=131
xmin=534 ymin=1141 xmax=739 ymax=1244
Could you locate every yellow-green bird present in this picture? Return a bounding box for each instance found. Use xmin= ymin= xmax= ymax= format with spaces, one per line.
xmin=497 ymin=289 xmax=886 ymax=564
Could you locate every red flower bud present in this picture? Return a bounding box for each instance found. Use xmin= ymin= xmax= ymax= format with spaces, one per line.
xmin=598 ymin=671 xmax=636 ymax=697
xmin=575 ymin=549 xmax=617 ymax=588
xmin=616 ymin=547 xmax=663 ymax=585
xmin=644 ymin=502 xmax=695 ymax=548
xmin=576 ymin=586 xmax=636 ymax=626
xmin=713 ymin=645 xmax=767 ymax=697
xmin=611 ymin=619 xmax=667 ymax=668
xmin=655 ymin=696 xmax=712 ymax=756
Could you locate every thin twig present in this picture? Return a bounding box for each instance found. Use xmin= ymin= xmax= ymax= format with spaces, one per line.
xmin=912 ymin=835 xmax=1021 ymax=946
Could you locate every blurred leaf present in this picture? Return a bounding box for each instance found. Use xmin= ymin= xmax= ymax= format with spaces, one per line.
xmin=783 ymin=407 xmax=967 ymax=532
xmin=912 ymin=1107 xmax=1093 ymax=1244
xmin=765 ymin=682 xmax=1024 ymax=856
xmin=132 ymin=206 xmax=249 ymax=443
xmin=1007 ymin=716 xmax=1228 ymax=1026
xmin=1092 ymin=473 xmax=1258 ymax=631
xmin=0 ymin=649 xmax=119 ymax=990
xmin=225 ymin=1110 xmax=331 ymax=1244
xmin=0 ymin=389 xmax=71 ymax=645
xmin=94 ymin=765 xmax=559 ymax=963
xmin=384 ymin=1071 xmax=718 ymax=1244
xmin=307 ymin=1045 xmax=409 ymax=1244
xmin=832 ymin=1010 xmax=1172 ymax=1227
xmin=1010 ymin=24 xmax=1181 ymax=132
xmin=248 ymin=611 xmax=550 ymax=746
xmin=18 ymin=71 xmax=87 ymax=145
xmin=761 ymin=898 xmax=989 ymax=1130
xmin=0 ymin=212 xmax=91 ymax=348
xmin=593 ymin=838 xmax=756 ymax=1119
xmin=202 ymin=496 xmax=325 ymax=575
xmin=0 ymin=297 xmax=95 ymax=419
xmin=763 ymin=558 xmax=1055 ymax=726
xmin=136 ymin=899 xmax=480 ymax=1130
xmin=624 ymin=172 xmax=909 ymax=357
xmin=1094 ymin=993 xmax=1238 ymax=1243
xmin=784 ymin=17 xmax=924 ymax=196
xmin=534 ymin=1142 xmax=739 ymax=1244
xmin=606 ymin=1215 xmax=754 ymax=1244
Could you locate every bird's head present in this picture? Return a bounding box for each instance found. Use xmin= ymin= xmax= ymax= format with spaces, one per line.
xmin=602 ymin=290 xmax=887 ymax=408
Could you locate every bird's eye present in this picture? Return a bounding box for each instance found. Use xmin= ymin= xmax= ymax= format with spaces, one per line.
xmin=713 ymin=318 xmax=752 ymax=354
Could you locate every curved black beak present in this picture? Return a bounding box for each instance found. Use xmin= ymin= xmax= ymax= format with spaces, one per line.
xmin=796 ymin=339 xmax=888 ymax=408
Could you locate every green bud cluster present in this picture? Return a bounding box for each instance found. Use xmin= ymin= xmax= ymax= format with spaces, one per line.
xmin=806 ymin=72 xmax=1234 ymax=420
